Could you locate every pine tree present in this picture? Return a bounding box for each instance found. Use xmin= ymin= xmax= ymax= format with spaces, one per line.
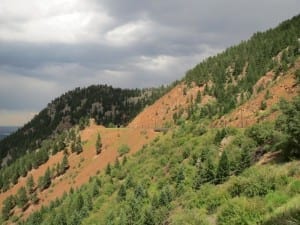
xmin=26 ymin=174 xmax=35 ymax=194
xmin=2 ymin=196 xmax=15 ymax=220
xmin=44 ymin=167 xmax=51 ymax=189
xmin=39 ymin=167 xmax=51 ymax=190
xmin=95 ymin=132 xmax=102 ymax=155
xmin=215 ymin=151 xmax=230 ymax=184
xmin=122 ymin=156 xmax=127 ymax=165
xmin=118 ymin=184 xmax=127 ymax=201
xmin=53 ymin=209 xmax=67 ymax=225
xmin=237 ymin=149 xmax=252 ymax=174
xmin=175 ymin=167 xmax=185 ymax=185
xmin=30 ymin=191 xmax=39 ymax=204
xmin=60 ymin=154 xmax=69 ymax=174
xmin=16 ymin=186 xmax=28 ymax=209
xmin=105 ymin=163 xmax=111 ymax=175
xmin=92 ymin=181 xmax=100 ymax=197
xmin=73 ymin=194 xmax=84 ymax=212
xmin=75 ymin=136 xmax=83 ymax=154
xmin=143 ymin=207 xmax=155 ymax=225
xmin=71 ymin=141 xmax=76 ymax=153
xmin=114 ymin=157 xmax=120 ymax=169
xmin=205 ymin=158 xmax=215 ymax=182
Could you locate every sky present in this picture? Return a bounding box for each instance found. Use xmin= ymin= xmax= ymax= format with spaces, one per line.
xmin=0 ymin=0 xmax=299 ymax=126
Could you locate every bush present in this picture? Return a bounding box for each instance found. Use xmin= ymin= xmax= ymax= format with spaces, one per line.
xmin=169 ymin=208 xmax=209 ymax=225
xmin=217 ymin=197 xmax=266 ymax=225
xmin=197 ymin=184 xmax=229 ymax=214
xmin=265 ymin=191 xmax=289 ymax=211
xmin=228 ymin=167 xmax=288 ymax=198
xmin=245 ymin=122 xmax=276 ymax=146
xmin=262 ymin=206 xmax=300 ymax=225
xmin=118 ymin=144 xmax=130 ymax=156
xmin=289 ymin=180 xmax=300 ymax=195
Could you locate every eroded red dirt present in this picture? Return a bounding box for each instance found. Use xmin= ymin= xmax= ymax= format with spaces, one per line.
xmin=0 ymin=121 xmax=158 ymax=220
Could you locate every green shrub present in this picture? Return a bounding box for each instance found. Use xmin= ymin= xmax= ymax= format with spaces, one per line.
xmin=228 ymin=167 xmax=288 ymax=198
xmin=265 ymin=191 xmax=289 ymax=211
xmin=289 ymin=180 xmax=300 ymax=195
xmin=262 ymin=206 xmax=300 ymax=225
xmin=197 ymin=184 xmax=229 ymax=214
xmin=118 ymin=144 xmax=130 ymax=156
xmin=245 ymin=122 xmax=276 ymax=145
xmin=169 ymin=208 xmax=209 ymax=225
xmin=217 ymin=197 xmax=266 ymax=225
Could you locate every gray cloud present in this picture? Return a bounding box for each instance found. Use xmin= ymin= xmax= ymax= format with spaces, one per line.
xmin=0 ymin=0 xmax=299 ymax=125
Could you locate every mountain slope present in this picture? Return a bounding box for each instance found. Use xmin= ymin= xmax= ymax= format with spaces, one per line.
xmin=0 ymin=85 xmax=170 ymax=162
xmin=0 ymin=14 xmax=299 ymax=225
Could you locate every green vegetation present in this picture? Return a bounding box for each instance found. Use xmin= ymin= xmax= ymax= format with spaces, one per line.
xmin=118 ymin=144 xmax=130 ymax=156
xmin=5 ymin=94 xmax=297 ymax=225
xmin=0 ymin=84 xmax=175 ymax=163
xmin=184 ymin=14 xmax=299 ymax=116
xmin=0 ymin=14 xmax=300 ymax=225
xmin=95 ymin=133 xmax=102 ymax=155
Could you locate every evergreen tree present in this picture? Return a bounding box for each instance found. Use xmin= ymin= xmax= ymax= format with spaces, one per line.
xmin=143 ymin=207 xmax=155 ymax=225
xmin=2 ymin=196 xmax=15 ymax=221
xmin=205 ymin=158 xmax=216 ymax=182
xmin=194 ymin=162 xmax=205 ymax=190
xmin=92 ymin=181 xmax=100 ymax=197
xmin=215 ymin=151 xmax=230 ymax=184
xmin=44 ymin=167 xmax=51 ymax=189
xmin=73 ymin=193 xmax=84 ymax=212
xmin=16 ymin=186 xmax=28 ymax=209
xmin=95 ymin=132 xmax=102 ymax=155
xmin=276 ymin=97 xmax=300 ymax=157
xmin=75 ymin=136 xmax=83 ymax=154
xmin=38 ymin=167 xmax=51 ymax=190
xmin=105 ymin=163 xmax=111 ymax=175
xmin=237 ymin=149 xmax=252 ymax=174
xmin=60 ymin=154 xmax=69 ymax=174
xmin=175 ymin=167 xmax=185 ymax=185
xmin=122 ymin=156 xmax=127 ymax=165
xmin=53 ymin=210 xmax=67 ymax=225
xmin=118 ymin=184 xmax=127 ymax=201
xmin=26 ymin=174 xmax=35 ymax=194
xmin=30 ymin=191 xmax=39 ymax=205
xmin=1 ymin=202 xmax=10 ymax=221
xmin=114 ymin=157 xmax=120 ymax=169
xmin=71 ymin=141 xmax=76 ymax=153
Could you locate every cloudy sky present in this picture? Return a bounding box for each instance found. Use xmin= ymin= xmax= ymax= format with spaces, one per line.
xmin=0 ymin=0 xmax=299 ymax=126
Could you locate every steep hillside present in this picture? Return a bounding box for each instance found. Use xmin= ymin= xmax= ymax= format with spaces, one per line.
xmin=213 ymin=60 xmax=300 ymax=128
xmin=0 ymin=120 xmax=159 ymax=220
xmin=128 ymin=83 xmax=203 ymax=129
xmin=0 ymin=85 xmax=170 ymax=162
xmin=0 ymin=15 xmax=299 ymax=225
xmin=14 ymin=95 xmax=300 ymax=225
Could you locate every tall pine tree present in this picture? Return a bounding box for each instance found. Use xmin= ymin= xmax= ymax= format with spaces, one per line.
xmin=95 ymin=132 xmax=102 ymax=155
xmin=215 ymin=151 xmax=230 ymax=184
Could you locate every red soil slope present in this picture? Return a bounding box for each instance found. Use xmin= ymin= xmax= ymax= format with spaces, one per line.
xmin=128 ymin=83 xmax=206 ymax=129
xmin=0 ymin=122 xmax=158 ymax=220
xmin=213 ymin=66 xmax=299 ymax=128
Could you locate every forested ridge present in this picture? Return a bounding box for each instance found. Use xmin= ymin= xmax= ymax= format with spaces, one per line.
xmin=0 ymin=84 xmax=172 ymax=161
xmin=184 ymin=14 xmax=300 ymax=115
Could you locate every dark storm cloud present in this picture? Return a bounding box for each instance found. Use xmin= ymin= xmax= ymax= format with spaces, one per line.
xmin=0 ymin=0 xmax=299 ymax=125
